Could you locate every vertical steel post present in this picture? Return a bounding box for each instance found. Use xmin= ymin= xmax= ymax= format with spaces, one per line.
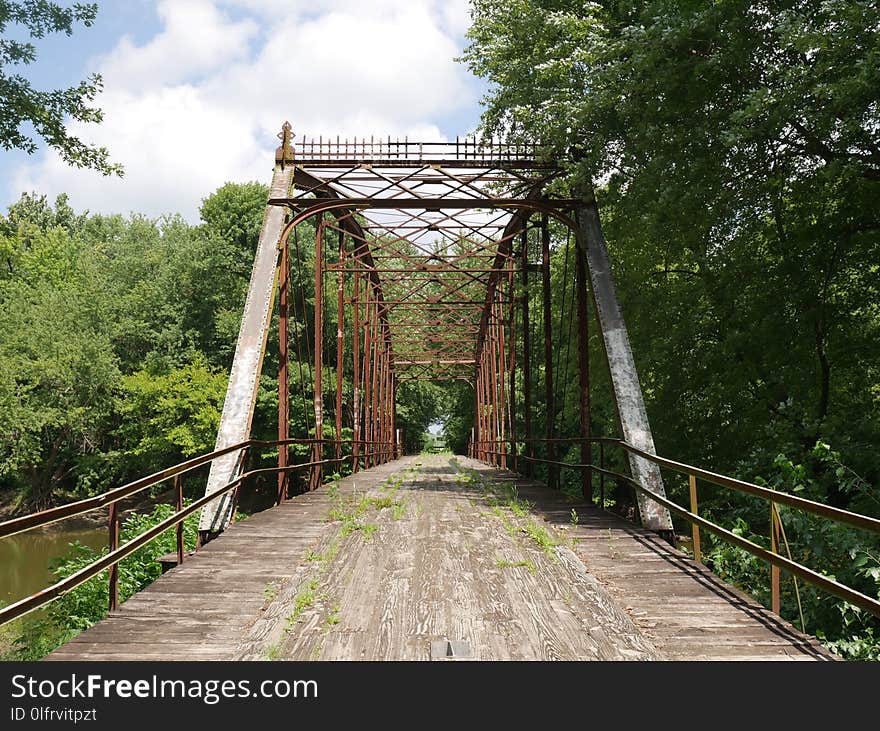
xmin=497 ymin=296 xmax=508 ymax=469
xmin=311 ymin=218 xmax=324 ymax=490
xmin=369 ymin=309 xmax=380 ymax=467
xmin=175 ymin=474 xmax=185 ymax=566
xmin=108 ymin=502 xmax=119 ymax=612
xmin=574 ymin=226 xmax=592 ymax=500
xmin=541 ymin=215 xmax=557 ymax=489
xmin=520 ymin=227 xmax=533 ymax=476
xmin=483 ymin=359 xmax=490 ymax=462
xmin=771 ymin=503 xmax=781 ymax=614
xmin=507 ymin=259 xmax=517 ymax=473
xmin=352 ymin=269 xmax=361 ymax=472
xmin=387 ymin=360 xmax=394 ymax=461
xmin=335 ymin=230 xmax=345 ymax=465
xmin=476 ymin=362 xmax=484 ymax=460
xmin=688 ymin=474 xmax=702 ymax=563
xmin=277 ymin=238 xmax=290 ymax=503
xmin=391 ymin=376 xmax=398 ymax=459
xmin=382 ymin=343 xmax=394 ymax=462
xmin=378 ymin=344 xmax=387 ymax=463
xmin=489 ymin=322 xmax=499 ymax=466
xmin=362 ymin=294 xmax=373 ymax=468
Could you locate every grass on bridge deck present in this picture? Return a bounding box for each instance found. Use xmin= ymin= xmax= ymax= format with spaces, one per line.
xmin=47 ymin=455 xmax=832 ymax=661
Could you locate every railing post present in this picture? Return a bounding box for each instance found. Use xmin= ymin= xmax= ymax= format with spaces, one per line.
xmin=599 ymin=441 xmax=605 ymax=509
xmin=771 ymin=502 xmax=781 ymax=614
xmin=175 ymin=474 xmax=185 ymax=566
xmin=688 ymin=474 xmax=701 ymax=564
xmin=108 ymin=502 xmax=119 ymax=612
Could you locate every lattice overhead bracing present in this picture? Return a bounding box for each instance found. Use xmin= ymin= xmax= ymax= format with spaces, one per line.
xmin=277 ymin=132 xmax=568 ymax=384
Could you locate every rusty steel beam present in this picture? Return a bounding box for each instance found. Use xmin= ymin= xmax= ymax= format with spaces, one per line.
xmin=362 ymin=289 xmax=374 ymax=469
xmin=541 ymin=215 xmax=558 ymax=490
xmin=574 ymin=228 xmax=592 ymax=501
xmin=277 ymin=236 xmax=290 ymax=504
xmin=310 ymin=217 xmax=325 ymax=491
xmin=199 ymin=159 xmax=293 ymax=534
xmin=352 ymin=269 xmax=361 ymax=473
xmin=496 ymin=295 xmax=508 ymax=469
xmin=507 ymin=258 xmax=517 ymax=473
xmin=335 ymin=229 xmax=345 ymax=464
xmin=272 ymin=196 xmax=579 ymax=214
xmin=520 ymin=227 xmax=533 ymax=476
xmin=369 ymin=308 xmax=380 ymax=468
xmin=575 ymin=197 xmax=673 ymax=532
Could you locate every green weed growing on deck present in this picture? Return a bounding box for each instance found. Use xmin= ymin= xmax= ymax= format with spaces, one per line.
xmin=284 ymin=579 xmax=321 ymax=630
xmin=495 ymin=559 xmax=536 ymax=574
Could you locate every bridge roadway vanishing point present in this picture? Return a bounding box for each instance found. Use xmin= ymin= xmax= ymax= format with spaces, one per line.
xmin=48 ymin=455 xmax=831 ymax=661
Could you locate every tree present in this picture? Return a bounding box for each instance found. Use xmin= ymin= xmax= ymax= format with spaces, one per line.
xmin=0 ymin=277 xmax=119 ymax=511
xmin=464 ymin=0 xmax=880 ymax=468
xmin=0 ymin=1 xmax=121 ymax=175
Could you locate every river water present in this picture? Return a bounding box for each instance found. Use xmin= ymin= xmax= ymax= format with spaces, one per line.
xmin=0 ymin=526 xmax=106 ymax=608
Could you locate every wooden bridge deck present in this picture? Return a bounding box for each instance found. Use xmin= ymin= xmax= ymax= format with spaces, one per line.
xmin=47 ymin=455 xmax=832 ymax=661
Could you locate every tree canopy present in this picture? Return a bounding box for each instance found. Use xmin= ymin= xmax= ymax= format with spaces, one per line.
xmin=0 ymin=1 xmax=121 ymax=174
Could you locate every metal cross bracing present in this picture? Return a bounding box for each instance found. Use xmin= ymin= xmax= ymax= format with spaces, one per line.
xmin=197 ymin=121 xmax=676 ymax=540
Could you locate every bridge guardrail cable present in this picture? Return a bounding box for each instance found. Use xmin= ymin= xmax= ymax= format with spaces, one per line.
xmin=471 ymin=437 xmax=880 ymax=619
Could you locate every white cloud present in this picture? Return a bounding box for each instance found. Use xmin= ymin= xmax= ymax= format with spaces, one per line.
xmin=6 ymin=0 xmax=480 ymax=221
xmin=97 ymin=0 xmax=258 ymax=91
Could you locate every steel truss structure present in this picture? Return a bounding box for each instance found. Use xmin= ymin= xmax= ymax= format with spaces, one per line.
xmin=198 ymin=123 xmax=673 ymax=537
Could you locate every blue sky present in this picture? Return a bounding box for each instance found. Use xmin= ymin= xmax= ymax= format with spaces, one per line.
xmin=1 ymin=0 xmax=487 ymax=221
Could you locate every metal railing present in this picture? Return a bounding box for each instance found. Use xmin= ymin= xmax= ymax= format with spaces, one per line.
xmin=471 ymin=436 xmax=880 ymax=620
xmin=293 ymin=136 xmax=548 ymax=164
xmin=0 ymin=437 xmax=399 ymax=627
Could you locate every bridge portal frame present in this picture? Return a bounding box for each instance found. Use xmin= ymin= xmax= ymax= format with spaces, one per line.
xmin=198 ymin=123 xmax=673 ymax=538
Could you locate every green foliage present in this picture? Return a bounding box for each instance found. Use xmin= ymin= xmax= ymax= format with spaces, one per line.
xmin=0 ymin=1 xmax=121 ymax=174
xmin=0 ymin=258 xmax=119 ymax=510
xmin=113 ymin=357 xmax=227 ymax=471
xmin=4 ymin=504 xmax=199 ymax=659
xmin=703 ymin=445 xmax=880 ymax=659
xmin=199 ymin=182 xmax=269 ymax=256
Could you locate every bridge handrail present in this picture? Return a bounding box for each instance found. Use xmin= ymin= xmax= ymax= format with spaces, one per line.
xmin=0 ymin=438 xmax=397 ymax=627
xmin=474 ymin=437 xmax=880 ymax=619
xmin=0 ymin=438 xmax=395 ymax=541
xmin=0 ymin=454 xmax=340 ymax=626
xmin=478 ymin=436 xmax=880 ymax=534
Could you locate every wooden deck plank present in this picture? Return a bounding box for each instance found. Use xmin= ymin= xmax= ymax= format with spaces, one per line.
xmin=46 ymin=455 xmax=833 ymax=661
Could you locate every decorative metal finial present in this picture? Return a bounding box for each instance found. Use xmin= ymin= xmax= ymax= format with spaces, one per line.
xmin=276 ymin=121 xmax=295 ymax=167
